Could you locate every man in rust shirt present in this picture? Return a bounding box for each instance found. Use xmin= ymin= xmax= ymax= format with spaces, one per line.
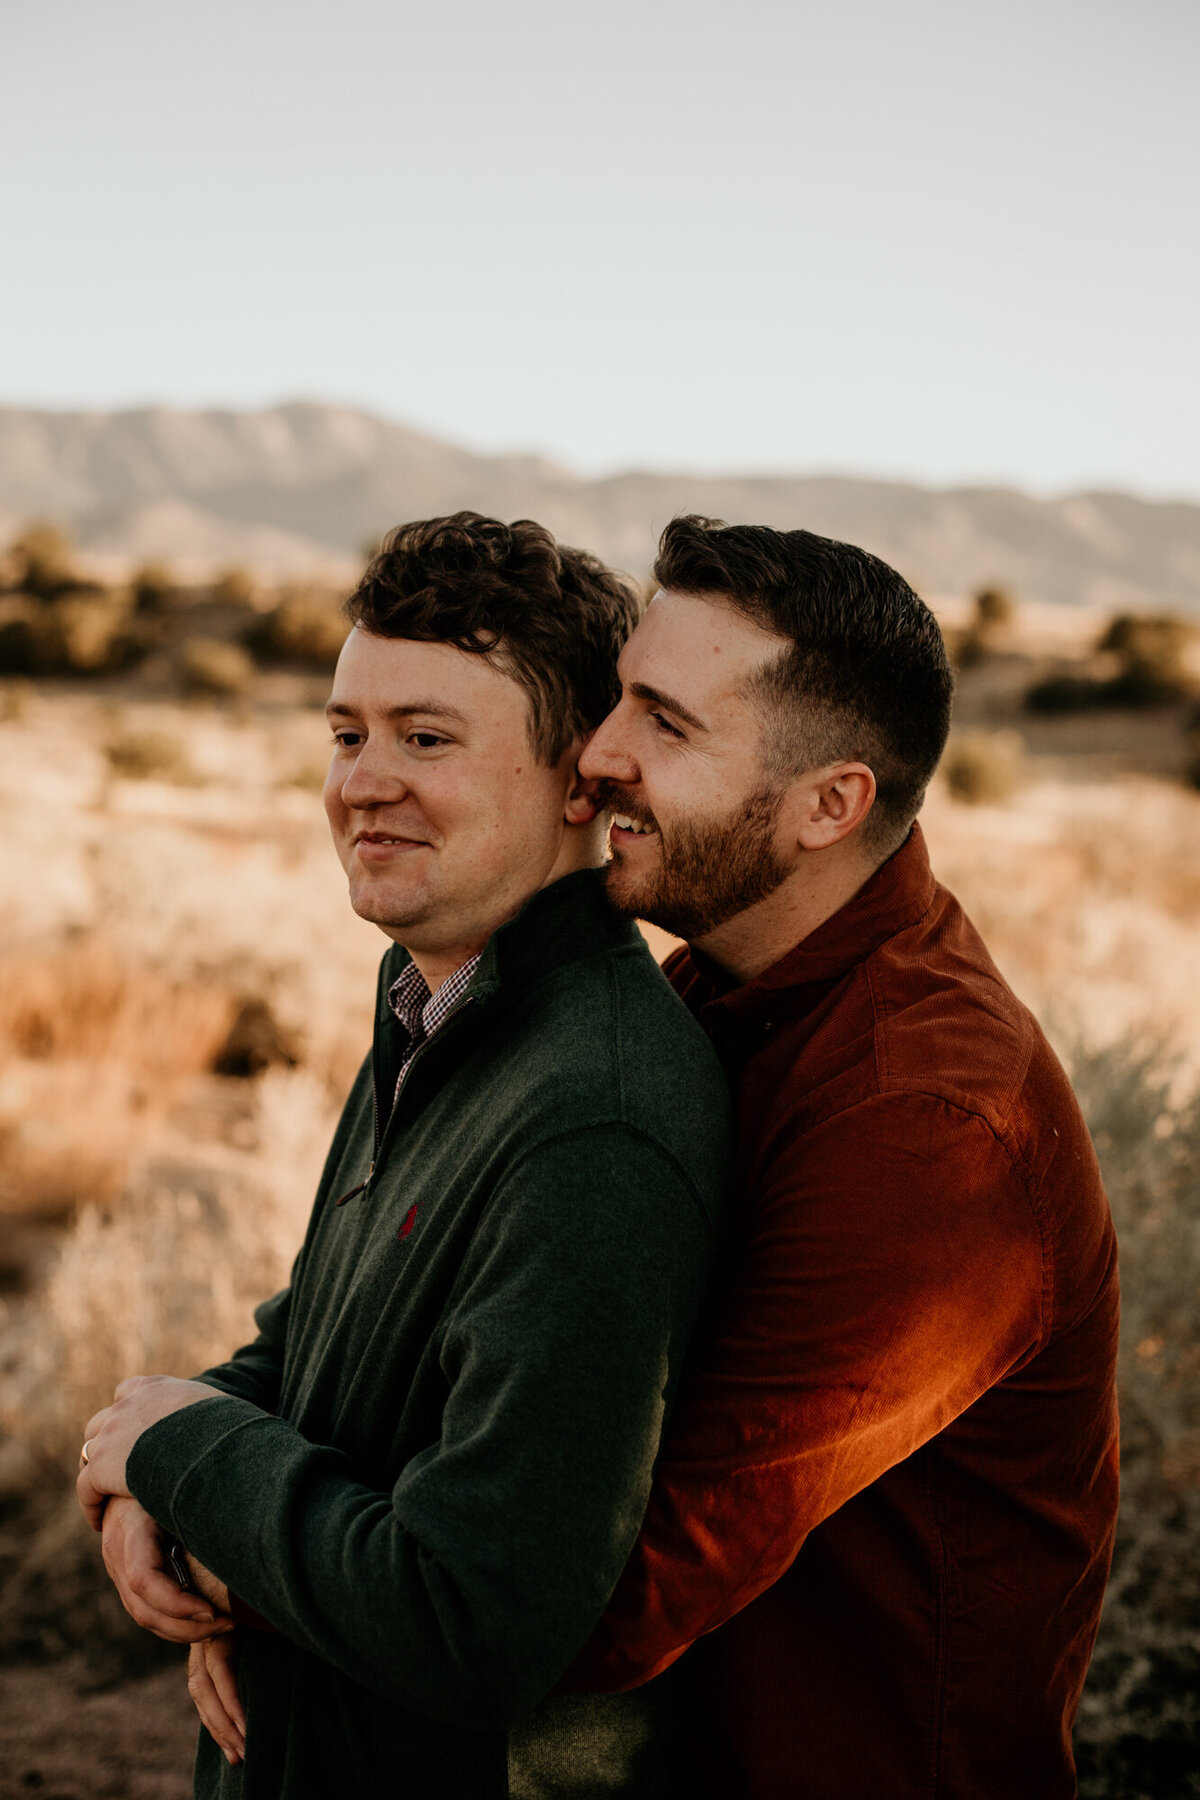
xmin=574 ymin=516 xmax=1119 ymax=1799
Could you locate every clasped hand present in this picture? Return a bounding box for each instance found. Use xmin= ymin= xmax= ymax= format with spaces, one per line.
xmin=77 ymin=1373 xmax=224 ymax=1530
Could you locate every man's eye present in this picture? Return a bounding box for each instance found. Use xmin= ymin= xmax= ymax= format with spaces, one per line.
xmin=650 ymin=711 xmax=685 ymax=739
xmin=332 ymin=730 xmax=362 ymax=748
xmin=410 ymin=732 xmax=447 ymax=750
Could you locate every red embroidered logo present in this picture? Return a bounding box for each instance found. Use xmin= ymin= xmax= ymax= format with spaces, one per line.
xmin=397 ymin=1204 xmax=419 ymax=1242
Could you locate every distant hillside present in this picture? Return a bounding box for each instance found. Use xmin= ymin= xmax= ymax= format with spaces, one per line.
xmin=2 ymin=401 xmax=1199 ymax=610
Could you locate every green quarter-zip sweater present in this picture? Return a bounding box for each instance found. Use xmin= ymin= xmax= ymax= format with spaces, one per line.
xmin=127 ymin=870 xmax=730 ymax=1800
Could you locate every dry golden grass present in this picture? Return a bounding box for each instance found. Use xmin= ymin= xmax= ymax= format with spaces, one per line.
xmin=1 ymin=1067 xmax=335 ymax=1474
xmin=0 ymin=942 xmax=237 ymax=1218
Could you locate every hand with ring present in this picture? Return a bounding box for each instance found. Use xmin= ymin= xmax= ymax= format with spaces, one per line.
xmin=77 ymin=1374 xmax=225 ymax=1531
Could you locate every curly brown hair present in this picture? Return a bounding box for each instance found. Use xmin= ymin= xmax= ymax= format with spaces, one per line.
xmin=345 ymin=512 xmax=641 ymax=765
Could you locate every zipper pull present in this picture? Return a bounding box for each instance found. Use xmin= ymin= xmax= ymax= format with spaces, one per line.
xmin=335 ymin=1161 xmax=374 ymax=1206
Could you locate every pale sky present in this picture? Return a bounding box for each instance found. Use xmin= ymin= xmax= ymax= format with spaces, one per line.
xmin=3 ymin=0 xmax=1197 ymax=496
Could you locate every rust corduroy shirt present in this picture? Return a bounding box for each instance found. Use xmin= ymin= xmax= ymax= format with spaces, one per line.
xmin=569 ymin=825 xmax=1119 ymax=1799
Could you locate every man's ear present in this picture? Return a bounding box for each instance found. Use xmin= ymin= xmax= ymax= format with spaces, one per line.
xmin=788 ymin=763 xmax=877 ymax=852
xmin=564 ymin=769 xmax=606 ymax=826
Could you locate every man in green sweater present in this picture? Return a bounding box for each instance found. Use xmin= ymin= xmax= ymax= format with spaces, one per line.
xmin=77 ymin=513 xmax=730 ymax=1799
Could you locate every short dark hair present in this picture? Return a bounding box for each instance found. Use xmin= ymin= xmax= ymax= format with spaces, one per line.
xmin=345 ymin=512 xmax=641 ymax=764
xmin=653 ymin=516 xmax=954 ymax=851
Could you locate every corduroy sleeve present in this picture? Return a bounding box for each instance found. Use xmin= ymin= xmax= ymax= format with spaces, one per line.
xmin=126 ymin=1122 xmax=716 ymax=1729
xmin=563 ymin=1091 xmax=1045 ymax=1691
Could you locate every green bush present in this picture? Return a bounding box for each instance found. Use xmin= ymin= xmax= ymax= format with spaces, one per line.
xmin=942 ymin=730 xmax=1025 ymax=804
xmin=178 ymin=636 xmax=255 ymax=698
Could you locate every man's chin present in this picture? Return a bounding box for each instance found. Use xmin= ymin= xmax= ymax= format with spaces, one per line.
xmin=601 ymin=858 xmax=667 ymax=929
xmin=348 ymin=880 xmax=430 ymax=935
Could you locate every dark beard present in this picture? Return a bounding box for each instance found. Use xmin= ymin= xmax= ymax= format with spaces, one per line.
xmin=602 ymin=784 xmax=792 ymax=940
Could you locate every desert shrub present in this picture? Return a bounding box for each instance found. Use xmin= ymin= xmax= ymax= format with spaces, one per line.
xmin=39 ymin=593 xmax=138 ymax=673
xmin=950 ymin=626 xmax=986 ymax=671
xmin=1071 ymin=1045 xmax=1200 ymax=1797
xmin=0 ymin=599 xmax=40 ymax=675
xmin=954 ymin=586 xmax=1018 ymax=670
xmin=1098 ymin=613 xmax=1190 ymax=672
xmin=130 ymin=561 xmax=176 ymax=616
xmin=1026 ymin=615 xmax=1195 ymax=717
xmin=1096 ymin=613 xmax=1193 ymax=708
xmin=974 ymin=585 xmax=1015 ymax=632
xmin=248 ymin=588 xmax=347 ymax=668
xmin=213 ymin=996 xmax=301 ymax=1078
xmin=212 ymin=566 xmax=259 ymax=609
xmin=178 ymin=635 xmax=254 ymax=697
xmin=7 ymin=524 xmax=78 ymax=602
xmin=1186 ymin=707 xmax=1200 ymax=792
xmin=1026 ymin=671 xmax=1106 ymax=714
xmin=941 ymin=730 xmax=1025 ymax=804
xmin=103 ymin=727 xmax=193 ymax=782
xmin=1103 ymin=663 xmax=1191 ymax=709
xmin=0 ymin=591 xmax=139 ymax=677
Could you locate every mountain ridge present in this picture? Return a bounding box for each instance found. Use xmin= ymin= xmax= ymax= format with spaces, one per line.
xmin=3 ymin=401 xmax=1199 ymax=610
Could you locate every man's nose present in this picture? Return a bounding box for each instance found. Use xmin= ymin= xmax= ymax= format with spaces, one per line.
xmin=579 ymin=707 xmax=639 ymax=785
xmin=337 ymin=741 xmax=408 ymax=808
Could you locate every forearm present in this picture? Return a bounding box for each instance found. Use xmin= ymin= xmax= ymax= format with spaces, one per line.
xmin=130 ymin=1393 xmax=650 ymax=1724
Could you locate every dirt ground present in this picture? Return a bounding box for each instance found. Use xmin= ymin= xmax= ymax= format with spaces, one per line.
xmin=0 ymin=1653 xmax=196 ymax=1800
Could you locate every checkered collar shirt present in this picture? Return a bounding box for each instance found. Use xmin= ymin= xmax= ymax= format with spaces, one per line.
xmin=387 ymin=953 xmax=482 ymax=1100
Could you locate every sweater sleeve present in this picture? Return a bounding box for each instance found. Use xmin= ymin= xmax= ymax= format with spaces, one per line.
xmin=126 ymin=1121 xmax=716 ymax=1729
xmin=191 ymin=1284 xmax=292 ymax=1412
xmin=564 ymin=1091 xmax=1045 ymax=1691
xmin=191 ymin=1055 xmax=371 ymax=1410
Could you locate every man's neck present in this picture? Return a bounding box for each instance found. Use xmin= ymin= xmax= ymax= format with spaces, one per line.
xmin=405 ymin=824 xmax=606 ymax=993
xmin=691 ymin=842 xmax=881 ymax=985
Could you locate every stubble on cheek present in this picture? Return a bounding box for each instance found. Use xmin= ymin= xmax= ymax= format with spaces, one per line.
xmin=604 ymin=787 xmax=791 ymax=939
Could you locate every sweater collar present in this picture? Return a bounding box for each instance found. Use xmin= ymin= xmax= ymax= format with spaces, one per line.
xmin=375 ymin=866 xmax=641 ymax=1027
xmin=685 ymin=823 xmax=937 ymax=1025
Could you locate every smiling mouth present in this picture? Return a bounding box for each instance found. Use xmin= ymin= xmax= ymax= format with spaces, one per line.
xmin=610 ymin=812 xmax=658 ymax=838
xmin=354 ymin=832 xmax=430 ymax=850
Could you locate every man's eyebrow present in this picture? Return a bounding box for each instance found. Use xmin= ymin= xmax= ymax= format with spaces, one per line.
xmin=325 ymin=699 xmax=469 ymax=724
xmin=629 ymin=681 xmax=708 ymax=733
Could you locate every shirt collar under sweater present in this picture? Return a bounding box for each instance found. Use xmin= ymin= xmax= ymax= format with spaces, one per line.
xmin=387 ymin=954 xmax=482 ymax=1097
